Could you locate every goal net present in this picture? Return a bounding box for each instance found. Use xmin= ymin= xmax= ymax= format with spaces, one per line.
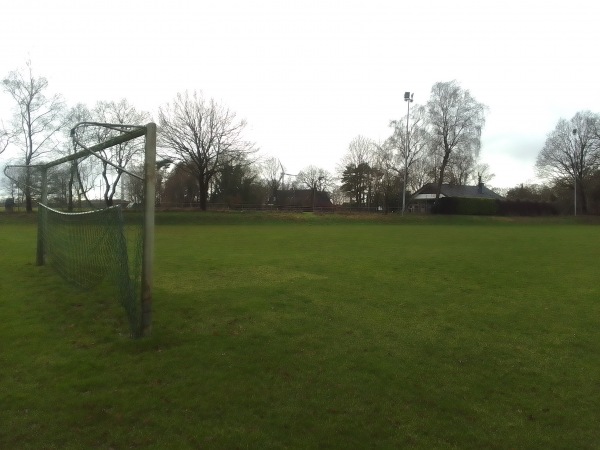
xmin=40 ymin=203 xmax=143 ymax=334
xmin=3 ymin=122 xmax=156 ymax=338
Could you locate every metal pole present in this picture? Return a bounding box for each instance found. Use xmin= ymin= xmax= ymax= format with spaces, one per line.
xmin=573 ymin=128 xmax=577 ymax=217
xmin=402 ymin=92 xmax=413 ymax=215
xmin=36 ymin=167 xmax=48 ymax=266
xmin=141 ymin=123 xmax=156 ymax=336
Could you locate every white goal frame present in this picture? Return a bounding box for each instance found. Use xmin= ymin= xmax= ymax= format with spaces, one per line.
xmin=6 ymin=122 xmax=156 ymax=337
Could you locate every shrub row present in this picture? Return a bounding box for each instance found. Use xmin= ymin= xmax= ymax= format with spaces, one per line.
xmin=432 ymin=197 xmax=558 ymax=216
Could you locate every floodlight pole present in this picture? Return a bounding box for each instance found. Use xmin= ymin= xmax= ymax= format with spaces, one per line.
xmin=141 ymin=123 xmax=157 ymax=337
xmin=572 ymin=128 xmax=577 ymax=217
xmin=402 ymin=92 xmax=413 ymax=215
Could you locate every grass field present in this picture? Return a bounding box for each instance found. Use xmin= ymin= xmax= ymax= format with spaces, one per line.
xmin=1 ymin=212 xmax=599 ymax=448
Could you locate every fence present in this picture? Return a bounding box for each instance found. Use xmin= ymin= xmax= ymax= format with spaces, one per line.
xmin=155 ymin=202 xmax=400 ymax=214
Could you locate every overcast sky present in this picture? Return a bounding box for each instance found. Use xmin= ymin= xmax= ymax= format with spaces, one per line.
xmin=1 ymin=0 xmax=599 ymax=189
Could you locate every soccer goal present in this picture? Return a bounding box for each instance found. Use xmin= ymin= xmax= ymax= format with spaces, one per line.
xmin=3 ymin=122 xmax=156 ymax=338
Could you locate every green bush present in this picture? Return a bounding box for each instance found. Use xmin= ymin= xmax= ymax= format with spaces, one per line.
xmin=497 ymin=199 xmax=558 ymax=216
xmin=433 ymin=198 xmax=559 ymax=216
xmin=433 ymin=197 xmax=499 ymax=215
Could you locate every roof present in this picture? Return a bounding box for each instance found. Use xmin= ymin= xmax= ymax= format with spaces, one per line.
xmin=412 ymin=183 xmax=504 ymax=200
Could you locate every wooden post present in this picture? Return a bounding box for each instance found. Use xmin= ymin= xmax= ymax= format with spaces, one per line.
xmin=140 ymin=123 xmax=156 ymax=336
xmin=36 ymin=167 xmax=48 ymax=266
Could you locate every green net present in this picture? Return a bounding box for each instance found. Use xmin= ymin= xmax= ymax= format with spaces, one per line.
xmin=39 ymin=203 xmax=144 ymax=337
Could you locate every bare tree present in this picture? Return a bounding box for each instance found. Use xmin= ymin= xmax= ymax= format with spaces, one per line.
xmin=426 ymin=80 xmax=487 ymax=201
xmin=61 ymin=103 xmax=95 ymax=210
xmin=262 ymin=156 xmax=282 ymax=202
xmin=62 ymin=106 xmax=101 ymax=210
xmin=371 ymin=143 xmax=402 ymax=211
xmin=158 ymin=91 xmax=257 ymax=211
xmin=339 ymin=135 xmax=374 ymax=170
xmin=337 ymin=136 xmax=377 ymax=207
xmin=328 ymin=185 xmax=347 ymax=206
xmin=536 ymin=111 xmax=600 ymax=214
xmin=296 ymin=165 xmax=332 ymax=191
xmin=45 ymin=165 xmax=72 ymax=205
xmin=445 ymin=146 xmax=477 ymax=185
xmin=91 ymin=99 xmax=151 ymax=206
xmin=0 ymin=122 xmax=10 ymax=156
xmin=472 ymin=162 xmax=495 ymax=185
xmin=2 ymin=61 xmax=66 ymax=211
xmin=407 ymin=153 xmax=433 ymax=193
xmin=387 ymin=104 xmax=429 ymax=212
xmin=125 ymin=163 xmax=146 ymax=206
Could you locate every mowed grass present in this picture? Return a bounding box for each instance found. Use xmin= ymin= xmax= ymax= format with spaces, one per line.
xmin=1 ymin=212 xmax=600 ymax=448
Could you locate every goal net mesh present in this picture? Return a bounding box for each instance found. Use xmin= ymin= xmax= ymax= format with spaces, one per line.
xmin=39 ymin=203 xmax=143 ymax=337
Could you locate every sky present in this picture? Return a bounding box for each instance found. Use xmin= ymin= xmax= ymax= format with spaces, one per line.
xmin=1 ymin=0 xmax=599 ymax=190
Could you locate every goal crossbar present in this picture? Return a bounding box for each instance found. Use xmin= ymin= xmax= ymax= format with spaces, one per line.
xmin=53 ymin=124 xmax=147 ymax=169
xmin=4 ymin=125 xmax=147 ymax=175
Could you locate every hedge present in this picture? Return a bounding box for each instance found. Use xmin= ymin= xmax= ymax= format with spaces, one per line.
xmin=432 ymin=197 xmax=558 ymax=216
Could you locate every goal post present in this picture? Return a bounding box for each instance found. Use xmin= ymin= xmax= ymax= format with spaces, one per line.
xmin=4 ymin=122 xmax=156 ymax=337
xmin=141 ymin=123 xmax=156 ymax=336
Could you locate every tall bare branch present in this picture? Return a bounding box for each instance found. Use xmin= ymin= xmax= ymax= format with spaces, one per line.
xmin=2 ymin=61 xmax=66 ymax=211
xmin=536 ymin=111 xmax=600 ymax=213
xmin=426 ymin=80 xmax=487 ymax=201
xmin=158 ymin=91 xmax=257 ymax=211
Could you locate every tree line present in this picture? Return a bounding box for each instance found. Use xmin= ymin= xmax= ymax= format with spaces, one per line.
xmin=3 ymin=61 xmax=600 ymax=214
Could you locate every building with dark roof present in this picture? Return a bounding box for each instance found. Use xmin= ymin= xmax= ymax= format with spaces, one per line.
xmin=410 ymin=180 xmax=504 ymax=213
